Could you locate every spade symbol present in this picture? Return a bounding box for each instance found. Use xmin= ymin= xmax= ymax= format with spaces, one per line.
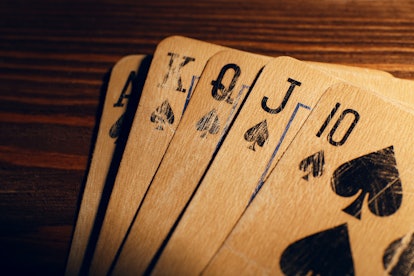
xmin=383 ymin=233 xmax=414 ymax=275
xmin=299 ymin=150 xmax=325 ymax=181
xmin=109 ymin=113 xmax=124 ymax=143
xmin=244 ymin=120 xmax=269 ymax=151
xmin=331 ymin=146 xmax=402 ymax=220
xmin=195 ymin=109 xmax=220 ymax=138
xmin=280 ymin=223 xmax=355 ymax=276
xmin=150 ymin=100 xmax=175 ymax=130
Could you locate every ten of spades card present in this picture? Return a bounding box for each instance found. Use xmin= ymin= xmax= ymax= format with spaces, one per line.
xmin=203 ymin=83 xmax=414 ymax=275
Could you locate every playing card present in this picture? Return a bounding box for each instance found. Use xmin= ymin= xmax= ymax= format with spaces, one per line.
xmin=203 ymin=83 xmax=414 ymax=275
xmin=111 ymin=49 xmax=270 ymax=275
xmin=150 ymin=57 xmax=414 ymax=275
xmin=88 ymin=36 xmax=224 ymax=275
xmin=65 ymin=54 xmax=150 ymax=276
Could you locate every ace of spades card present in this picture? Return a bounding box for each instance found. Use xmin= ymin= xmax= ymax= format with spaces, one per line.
xmin=203 ymin=83 xmax=414 ymax=275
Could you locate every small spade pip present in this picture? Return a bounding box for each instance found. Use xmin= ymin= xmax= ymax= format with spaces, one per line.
xmin=109 ymin=113 xmax=124 ymax=143
xmin=150 ymin=100 xmax=175 ymax=130
xmin=244 ymin=120 xmax=269 ymax=151
xmin=299 ymin=150 xmax=324 ymax=181
xmin=196 ymin=109 xmax=220 ymax=138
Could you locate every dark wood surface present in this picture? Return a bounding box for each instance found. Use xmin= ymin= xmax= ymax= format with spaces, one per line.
xmin=1 ymin=0 xmax=414 ymax=274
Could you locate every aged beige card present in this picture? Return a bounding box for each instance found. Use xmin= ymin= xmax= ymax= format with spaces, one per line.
xmin=204 ymin=83 xmax=414 ymax=275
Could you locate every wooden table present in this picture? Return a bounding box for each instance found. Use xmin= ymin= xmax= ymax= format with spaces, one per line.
xmin=1 ymin=0 xmax=414 ymax=274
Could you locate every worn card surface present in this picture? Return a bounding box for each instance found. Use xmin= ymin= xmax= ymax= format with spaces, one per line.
xmin=203 ymin=84 xmax=414 ymax=275
xmin=111 ymin=49 xmax=270 ymax=275
xmin=88 ymin=36 xmax=224 ymax=275
xmin=65 ymin=54 xmax=150 ymax=276
xmin=150 ymin=56 xmax=414 ymax=275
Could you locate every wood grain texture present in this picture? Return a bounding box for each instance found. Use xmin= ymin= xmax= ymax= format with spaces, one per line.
xmin=1 ymin=0 xmax=414 ymax=274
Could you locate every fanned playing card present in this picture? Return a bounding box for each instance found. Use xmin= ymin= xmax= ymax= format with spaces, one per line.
xmin=88 ymin=36 xmax=224 ymax=275
xmin=111 ymin=49 xmax=270 ymax=275
xmin=65 ymin=54 xmax=150 ymax=276
xmin=203 ymin=83 xmax=414 ymax=275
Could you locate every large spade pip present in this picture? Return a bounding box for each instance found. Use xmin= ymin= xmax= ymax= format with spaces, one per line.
xmin=331 ymin=146 xmax=402 ymax=220
xmin=280 ymin=224 xmax=355 ymax=275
